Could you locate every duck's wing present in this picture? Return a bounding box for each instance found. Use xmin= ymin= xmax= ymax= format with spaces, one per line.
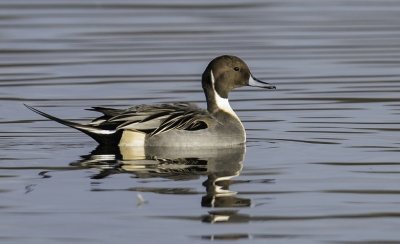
xmin=100 ymin=103 xmax=213 ymax=136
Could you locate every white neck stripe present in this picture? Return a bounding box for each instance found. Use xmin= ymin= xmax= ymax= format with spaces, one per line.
xmin=210 ymin=70 xmax=239 ymax=119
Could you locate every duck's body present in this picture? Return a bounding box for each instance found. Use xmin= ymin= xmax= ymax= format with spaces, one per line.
xmin=26 ymin=55 xmax=275 ymax=147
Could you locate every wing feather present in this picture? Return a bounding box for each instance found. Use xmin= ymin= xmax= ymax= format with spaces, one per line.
xmin=88 ymin=103 xmax=212 ymax=136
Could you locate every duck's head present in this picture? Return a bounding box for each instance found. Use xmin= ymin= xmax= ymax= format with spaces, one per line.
xmin=202 ymin=55 xmax=275 ymax=112
xmin=202 ymin=55 xmax=276 ymax=114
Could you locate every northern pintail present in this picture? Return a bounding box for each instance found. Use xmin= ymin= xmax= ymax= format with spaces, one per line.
xmin=25 ymin=55 xmax=276 ymax=147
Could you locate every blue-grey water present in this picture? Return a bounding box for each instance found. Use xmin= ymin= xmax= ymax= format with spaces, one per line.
xmin=1 ymin=1 xmax=400 ymax=243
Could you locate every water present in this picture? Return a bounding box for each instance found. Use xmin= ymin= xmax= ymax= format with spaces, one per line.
xmin=1 ymin=1 xmax=400 ymax=243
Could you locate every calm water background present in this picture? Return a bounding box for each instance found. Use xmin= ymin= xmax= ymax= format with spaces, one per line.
xmin=1 ymin=1 xmax=400 ymax=243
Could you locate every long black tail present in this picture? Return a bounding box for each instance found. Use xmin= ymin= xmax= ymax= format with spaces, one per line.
xmin=24 ymin=104 xmax=122 ymax=145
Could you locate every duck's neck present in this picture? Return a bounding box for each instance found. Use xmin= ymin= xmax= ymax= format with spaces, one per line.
xmin=203 ymin=70 xmax=241 ymax=123
xmin=206 ymin=91 xmax=239 ymax=120
xmin=205 ymin=89 xmax=246 ymax=142
xmin=203 ymin=77 xmax=245 ymax=142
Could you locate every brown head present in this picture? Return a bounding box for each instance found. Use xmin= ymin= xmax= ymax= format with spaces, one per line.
xmin=202 ymin=55 xmax=275 ymax=100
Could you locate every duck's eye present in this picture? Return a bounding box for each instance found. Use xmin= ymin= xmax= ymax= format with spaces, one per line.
xmin=234 ymin=67 xmax=239 ymax=71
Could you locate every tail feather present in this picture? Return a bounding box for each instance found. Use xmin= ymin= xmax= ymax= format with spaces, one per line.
xmin=24 ymin=104 xmax=122 ymax=145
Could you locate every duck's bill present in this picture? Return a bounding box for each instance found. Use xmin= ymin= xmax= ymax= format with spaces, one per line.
xmin=247 ymin=74 xmax=276 ymax=89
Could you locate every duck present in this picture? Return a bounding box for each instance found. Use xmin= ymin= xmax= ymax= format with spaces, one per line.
xmin=25 ymin=55 xmax=276 ymax=147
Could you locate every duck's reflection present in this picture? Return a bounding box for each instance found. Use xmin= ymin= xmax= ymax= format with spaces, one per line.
xmin=201 ymin=210 xmax=250 ymax=224
xmin=71 ymin=144 xmax=252 ymax=223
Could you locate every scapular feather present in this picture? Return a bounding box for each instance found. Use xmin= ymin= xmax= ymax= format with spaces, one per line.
xmin=85 ymin=103 xmax=212 ymax=137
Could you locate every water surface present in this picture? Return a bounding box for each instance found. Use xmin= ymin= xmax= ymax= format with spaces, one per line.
xmin=1 ymin=1 xmax=400 ymax=243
